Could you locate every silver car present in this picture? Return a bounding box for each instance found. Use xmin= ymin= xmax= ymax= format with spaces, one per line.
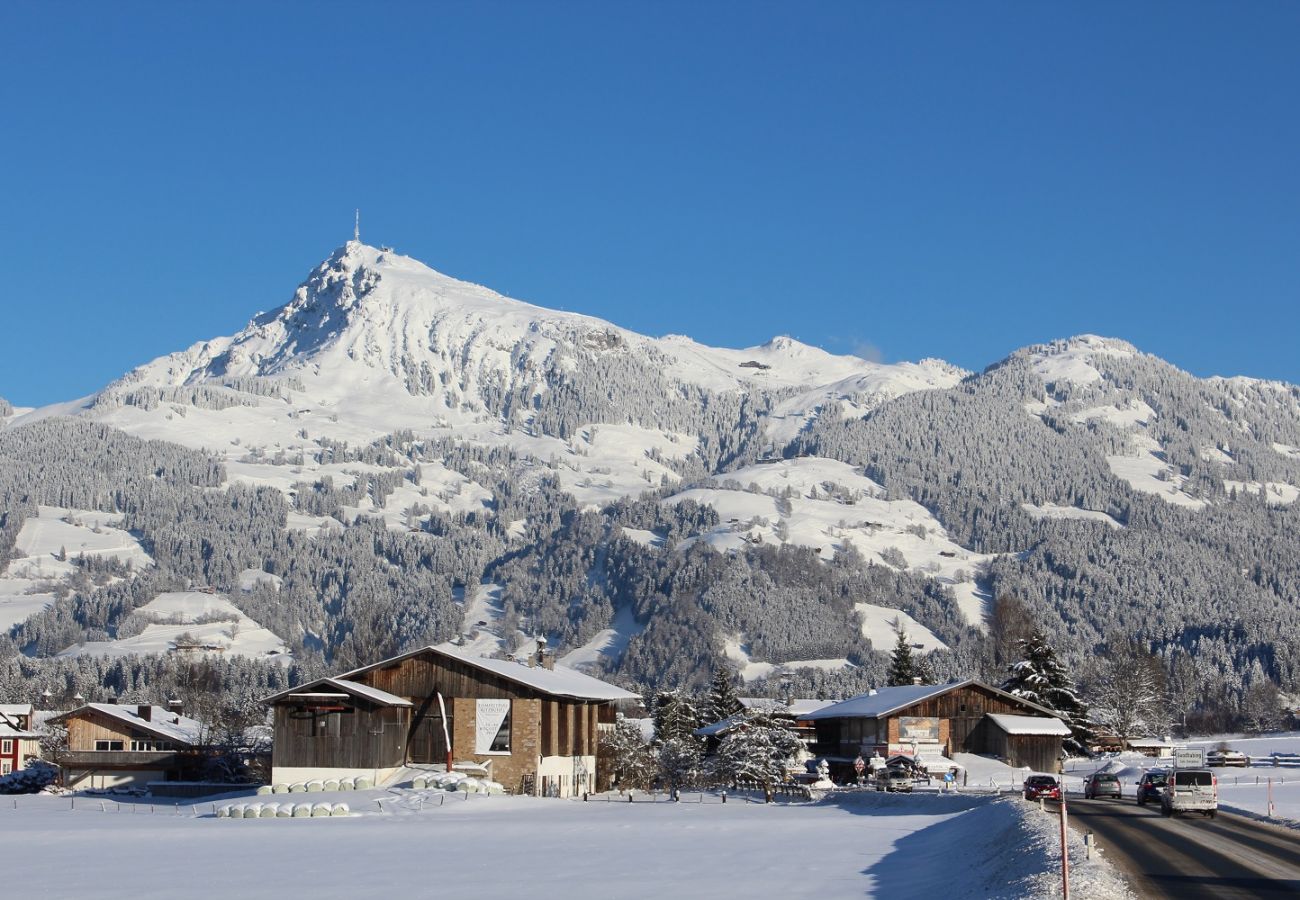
xmin=1084 ymin=772 xmax=1122 ymax=800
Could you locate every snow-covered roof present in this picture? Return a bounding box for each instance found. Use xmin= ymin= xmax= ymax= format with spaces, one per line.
xmin=262 ymin=677 xmax=412 ymax=707
xmin=0 ymin=723 xmax=40 ymax=739
xmin=1127 ymin=737 xmax=1176 ymax=748
xmin=50 ymin=704 xmax=202 ymax=746
xmin=804 ymin=680 xmax=1058 ymax=721
xmin=340 ymin=644 xmax=639 ymax=702
xmin=0 ymin=703 xmax=33 ymax=717
xmin=986 ymin=714 xmax=1071 ymax=736
xmin=738 ymin=698 xmax=834 ymax=717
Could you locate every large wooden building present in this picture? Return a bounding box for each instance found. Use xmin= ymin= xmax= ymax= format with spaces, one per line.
xmin=265 ymin=644 xmax=639 ymax=796
xmin=805 ymin=680 xmax=1070 ymax=776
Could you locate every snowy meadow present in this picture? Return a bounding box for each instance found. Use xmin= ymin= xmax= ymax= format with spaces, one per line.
xmin=1 ymin=790 xmax=1094 ymax=899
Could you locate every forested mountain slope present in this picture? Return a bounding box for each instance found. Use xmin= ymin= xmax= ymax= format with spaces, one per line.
xmin=2 ymin=245 xmax=1296 ymax=725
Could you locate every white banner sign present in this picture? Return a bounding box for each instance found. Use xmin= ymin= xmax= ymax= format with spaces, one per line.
xmin=1174 ymin=747 xmax=1205 ymax=768
xmin=475 ymin=699 xmax=511 ymax=754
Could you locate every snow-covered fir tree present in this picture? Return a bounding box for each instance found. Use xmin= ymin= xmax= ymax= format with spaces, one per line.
xmin=598 ymin=715 xmax=656 ymax=790
xmin=701 ymin=663 xmax=743 ymax=726
xmin=886 ymin=626 xmax=916 ymax=686
xmin=1000 ymin=630 xmax=1096 ymax=756
xmin=711 ymin=710 xmax=804 ymax=790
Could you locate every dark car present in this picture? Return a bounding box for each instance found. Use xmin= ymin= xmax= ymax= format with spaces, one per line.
xmin=1136 ymin=770 xmax=1167 ymax=806
xmin=1084 ymin=772 xmax=1122 ymax=800
xmin=1023 ymin=775 xmax=1061 ymax=801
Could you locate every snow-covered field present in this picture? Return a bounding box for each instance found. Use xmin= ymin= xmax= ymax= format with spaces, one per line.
xmin=0 ymin=789 xmax=1123 ymax=899
xmin=0 ymin=506 xmax=152 ymax=630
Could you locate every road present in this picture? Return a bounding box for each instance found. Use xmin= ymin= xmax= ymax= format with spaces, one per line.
xmin=1054 ymin=796 xmax=1300 ymax=898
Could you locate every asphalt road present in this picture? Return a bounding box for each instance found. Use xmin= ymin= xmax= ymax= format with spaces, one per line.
xmin=1054 ymin=796 xmax=1300 ymax=898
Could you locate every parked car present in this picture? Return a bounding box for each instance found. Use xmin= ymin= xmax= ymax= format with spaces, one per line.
xmin=1206 ymin=749 xmax=1248 ymax=767
xmin=875 ymin=767 xmax=914 ymax=793
xmin=1083 ymin=772 xmax=1122 ymax=800
xmin=1161 ymin=769 xmax=1218 ymax=818
xmin=1136 ymin=770 xmax=1167 ymax=806
xmin=1023 ymin=775 xmax=1061 ymax=801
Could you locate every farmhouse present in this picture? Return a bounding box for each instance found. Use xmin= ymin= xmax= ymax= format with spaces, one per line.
xmin=0 ymin=704 xmax=42 ymax=776
xmin=805 ymin=680 xmax=1070 ymax=776
xmin=265 ymin=643 xmax=639 ymax=796
xmin=48 ymin=702 xmax=203 ymax=790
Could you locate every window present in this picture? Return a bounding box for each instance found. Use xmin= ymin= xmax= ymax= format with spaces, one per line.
xmin=1 ymin=761 xmax=10 ymax=775
xmin=129 ymin=739 xmax=174 ymax=752
xmin=94 ymin=740 xmax=125 ymax=751
xmin=0 ymin=739 xmax=11 ymax=754
xmin=489 ymin=705 xmax=512 ymax=753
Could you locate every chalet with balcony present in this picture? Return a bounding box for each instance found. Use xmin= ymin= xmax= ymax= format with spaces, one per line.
xmin=264 ymin=643 xmax=639 ymax=796
xmin=48 ymin=702 xmax=202 ymax=790
xmin=805 ymin=679 xmax=1069 ymax=777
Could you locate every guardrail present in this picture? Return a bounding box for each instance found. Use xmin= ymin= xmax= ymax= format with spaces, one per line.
xmin=1204 ymin=753 xmax=1300 ymax=768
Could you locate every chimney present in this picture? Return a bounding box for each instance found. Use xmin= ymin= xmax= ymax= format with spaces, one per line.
xmin=167 ymin=698 xmax=184 ymax=716
xmin=912 ymin=677 xmax=923 ymax=686
xmin=138 ymin=705 xmax=152 ymax=722
xmin=542 ymin=652 xmax=555 ymax=671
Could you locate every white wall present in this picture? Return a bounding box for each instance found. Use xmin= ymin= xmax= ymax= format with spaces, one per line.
xmin=270 ymin=766 xmax=402 ymax=786
xmin=536 ymin=755 xmax=596 ymax=798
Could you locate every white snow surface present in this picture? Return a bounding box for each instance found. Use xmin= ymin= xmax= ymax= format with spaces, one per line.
xmin=1223 ymin=480 xmax=1300 ymax=506
xmin=0 ymin=506 xmax=152 ymax=630
xmin=1106 ymin=434 xmax=1209 ymax=509
xmin=558 ymin=604 xmax=644 ymax=671
xmin=1026 ymin=335 xmax=1137 ymax=387
xmin=0 ymin=790 xmax=1107 ymax=899
xmin=722 ymin=634 xmax=856 ymax=682
xmin=855 ymin=602 xmax=949 ymax=652
xmin=57 ymin=590 xmax=291 ymax=662
xmin=1021 ymin=503 xmax=1124 ymax=529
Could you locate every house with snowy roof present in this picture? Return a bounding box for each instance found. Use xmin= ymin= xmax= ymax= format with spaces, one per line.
xmin=804 ymin=679 xmax=1070 ymax=777
xmin=0 ymin=704 xmax=41 ymax=776
xmin=264 ymin=643 xmax=639 ymax=797
xmin=48 ymin=702 xmax=204 ymax=791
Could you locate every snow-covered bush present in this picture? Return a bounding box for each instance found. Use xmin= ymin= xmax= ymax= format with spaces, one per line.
xmin=0 ymin=761 xmax=59 ymax=795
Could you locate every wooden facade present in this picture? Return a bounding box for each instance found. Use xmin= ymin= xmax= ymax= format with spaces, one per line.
xmin=810 ymin=681 xmax=1067 ymax=777
xmin=267 ymin=646 xmax=635 ymax=796
xmin=50 ymin=704 xmax=202 ymax=790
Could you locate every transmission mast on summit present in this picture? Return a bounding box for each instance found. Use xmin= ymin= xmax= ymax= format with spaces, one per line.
xmin=354 ymin=209 xmax=360 ymax=243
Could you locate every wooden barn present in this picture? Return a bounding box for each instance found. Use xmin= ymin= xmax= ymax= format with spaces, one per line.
xmin=48 ymin=702 xmax=203 ymax=790
xmin=805 ymin=680 xmax=1069 ymax=777
xmin=265 ymin=644 xmax=639 ymax=796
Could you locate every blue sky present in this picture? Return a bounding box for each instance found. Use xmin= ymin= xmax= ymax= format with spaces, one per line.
xmin=2 ymin=1 xmax=1298 ymax=405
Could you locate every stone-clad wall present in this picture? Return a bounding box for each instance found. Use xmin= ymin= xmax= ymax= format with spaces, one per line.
xmin=452 ymin=697 xmax=542 ymax=794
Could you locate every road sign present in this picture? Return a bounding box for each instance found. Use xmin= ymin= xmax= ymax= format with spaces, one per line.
xmin=1174 ymin=748 xmax=1205 ymax=768
xmin=854 ymin=755 xmax=866 ymax=774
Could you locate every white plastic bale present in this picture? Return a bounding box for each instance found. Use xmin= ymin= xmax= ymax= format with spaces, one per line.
xmin=216 ymin=805 xmax=231 ymax=818
xmin=330 ymin=803 xmax=350 ymax=817
xmin=272 ymin=784 xmax=289 ymax=794
xmin=289 ymin=783 xmax=307 ymax=793
xmin=259 ymin=804 xmax=277 ymax=818
xmin=337 ymin=778 xmax=355 ymax=791
xmin=256 ymin=785 xmax=273 ymax=796
xmin=245 ymin=803 xmax=263 ymax=819
xmin=306 ymin=780 xmax=325 ymax=793
xmin=311 ymin=803 xmax=331 ymax=817
xmin=292 ymin=803 xmax=312 ymax=818
xmin=275 ymin=804 xmax=292 ymax=818
xmin=231 ymin=804 xmax=248 ymax=818
xmin=323 ymin=779 xmax=340 ymax=791
xmin=412 ymin=775 xmax=427 ymax=789
xmin=353 ymin=776 xmax=373 ymax=790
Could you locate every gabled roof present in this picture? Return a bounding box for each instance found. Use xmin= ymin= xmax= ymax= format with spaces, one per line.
xmin=804 ymin=679 xmax=1059 ymax=720
xmin=986 ymin=713 xmax=1071 ymax=736
xmin=48 ymin=704 xmax=202 ymax=746
xmin=338 ymin=643 xmax=640 ymax=702
xmin=738 ymin=698 xmax=834 ymax=717
xmin=262 ymin=677 xmax=412 ymax=707
xmin=0 ymin=723 xmax=40 ymax=739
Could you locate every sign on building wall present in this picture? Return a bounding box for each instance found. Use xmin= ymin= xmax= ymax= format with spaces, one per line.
xmin=475 ymin=699 xmax=512 ymax=754
xmin=898 ymin=716 xmax=939 ymax=742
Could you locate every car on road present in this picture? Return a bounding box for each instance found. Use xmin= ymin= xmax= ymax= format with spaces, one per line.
xmin=1083 ymin=772 xmax=1122 ymax=800
xmin=1136 ymin=770 xmax=1167 ymax=806
xmin=1161 ymin=768 xmax=1218 ymax=818
xmin=875 ymin=767 xmax=913 ymax=793
xmin=1023 ymin=775 xmax=1061 ymax=801
xmin=1207 ymin=749 xmax=1248 ymax=767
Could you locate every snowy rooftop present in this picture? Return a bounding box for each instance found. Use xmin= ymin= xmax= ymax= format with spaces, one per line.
xmin=51 ymin=703 xmax=203 ymax=746
xmin=738 ymin=698 xmax=834 ymax=717
xmin=263 ymin=677 xmax=412 ymax=708
xmin=0 ymin=703 xmax=33 ymax=717
xmin=804 ymin=682 xmax=967 ymax=720
xmin=341 ymin=644 xmax=640 ymax=702
xmin=0 ymin=723 xmax=39 ymax=739
xmin=986 ymin=714 xmax=1071 ymax=736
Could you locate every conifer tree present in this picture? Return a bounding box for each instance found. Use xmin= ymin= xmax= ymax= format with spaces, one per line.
xmin=702 ymin=663 xmax=743 ymax=726
xmin=887 ymin=626 xmax=916 ymax=686
xmin=1002 ymin=629 xmax=1097 ymax=756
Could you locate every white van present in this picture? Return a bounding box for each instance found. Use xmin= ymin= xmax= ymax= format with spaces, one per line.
xmin=1160 ymin=768 xmax=1217 ymax=818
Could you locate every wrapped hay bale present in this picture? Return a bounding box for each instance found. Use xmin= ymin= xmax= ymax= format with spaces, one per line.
xmin=244 ymin=803 xmax=263 ymax=819
xmin=306 ymin=780 xmax=325 ymax=793
xmin=272 ymin=783 xmax=290 ymax=794
xmin=323 ymin=779 xmax=340 ymax=792
xmin=259 ymin=804 xmax=277 ymax=818
xmin=292 ymin=803 xmax=312 ymax=818
xmin=289 ymin=783 xmax=307 ymax=793
xmin=331 ymin=803 xmax=350 ymax=817
xmin=216 ymin=805 xmax=231 ymax=819
xmin=311 ymin=803 xmax=332 ymax=817
xmin=337 ymin=777 xmax=355 ymax=791
xmin=353 ymin=776 xmax=373 ymax=790
xmin=275 ymin=804 xmax=292 ymax=818
xmin=256 ymin=785 xmax=273 ymax=796
xmin=412 ymin=774 xmax=428 ymax=790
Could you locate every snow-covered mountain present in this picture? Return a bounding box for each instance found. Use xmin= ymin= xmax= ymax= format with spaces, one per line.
xmin=3 ymin=242 xmax=1299 ymax=713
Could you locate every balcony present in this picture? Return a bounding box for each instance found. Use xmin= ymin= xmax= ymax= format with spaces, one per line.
xmin=55 ymin=750 xmax=182 ymax=769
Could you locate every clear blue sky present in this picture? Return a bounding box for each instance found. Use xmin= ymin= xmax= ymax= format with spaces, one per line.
xmin=2 ymin=1 xmax=1298 ymax=405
